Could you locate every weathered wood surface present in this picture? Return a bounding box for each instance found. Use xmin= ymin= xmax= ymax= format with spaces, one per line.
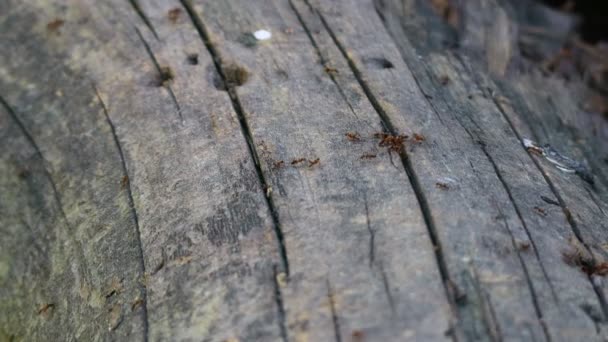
xmin=0 ymin=0 xmax=607 ymax=341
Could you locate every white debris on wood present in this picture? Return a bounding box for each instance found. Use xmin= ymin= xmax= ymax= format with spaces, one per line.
xmin=253 ymin=30 xmax=272 ymax=41
xmin=522 ymin=138 xmax=535 ymax=149
xmin=521 ymin=137 xmax=593 ymax=183
xmin=437 ymin=176 xmax=457 ymax=184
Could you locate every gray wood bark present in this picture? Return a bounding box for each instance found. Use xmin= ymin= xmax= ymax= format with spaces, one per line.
xmin=0 ymin=0 xmax=607 ymax=341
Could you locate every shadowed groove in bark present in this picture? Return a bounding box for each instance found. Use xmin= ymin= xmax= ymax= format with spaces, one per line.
xmin=327 ymin=279 xmax=343 ymax=342
xmin=585 ymin=187 xmax=608 ymax=220
xmin=469 ymin=156 xmax=552 ymax=340
xmin=379 ymin=263 xmax=396 ymax=315
xmin=292 ymin=0 xmax=458 ymax=332
xmin=133 ymin=27 xmax=183 ymax=123
xmin=272 ymin=266 xmax=289 ymax=342
xmin=468 ymin=265 xmax=503 ymax=341
xmin=179 ymin=0 xmax=290 ymax=276
xmin=286 ymin=0 xmax=365 ymax=123
xmin=94 ymin=86 xmax=149 ymax=342
xmin=364 ymin=194 xmax=375 ymax=267
xmin=0 ymin=95 xmax=68 ymax=229
xmin=128 ymin=0 xmax=159 ymax=40
xmin=0 ymin=94 xmax=94 ymax=289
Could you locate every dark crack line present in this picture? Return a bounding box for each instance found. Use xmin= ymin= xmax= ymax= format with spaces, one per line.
xmin=480 ymin=145 xmax=558 ymax=302
xmin=94 ymin=86 xmax=149 ymax=342
xmin=585 ymin=187 xmax=608 ymax=220
xmin=128 ymin=0 xmax=159 ymax=40
xmin=180 ymin=0 xmax=289 ymax=276
xmin=272 ymin=266 xmax=289 ymax=342
xmin=469 ymin=264 xmax=503 ymax=342
xmin=500 ymin=210 xmax=552 ymax=342
xmin=1 ymin=95 xmax=68 ymax=230
xmin=0 ymin=95 xmax=96 ymax=288
xmin=287 ymin=0 xmax=365 ymax=124
xmin=134 ymin=27 xmax=183 ymax=123
xmin=364 ymin=193 xmax=375 ymax=267
xmin=327 ymin=279 xmax=343 ymax=342
xmin=379 ymin=263 xmax=397 ymax=316
xmin=297 ymin=0 xmax=459 ymax=327
xmin=469 ymin=158 xmax=552 ymax=341
xmin=489 ymin=91 xmax=608 ymax=318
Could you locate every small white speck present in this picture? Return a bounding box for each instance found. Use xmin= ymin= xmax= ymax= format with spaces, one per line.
xmin=522 ymin=138 xmax=535 ymax=148
xmin=253 ymin=29 xmax=272 ymax=41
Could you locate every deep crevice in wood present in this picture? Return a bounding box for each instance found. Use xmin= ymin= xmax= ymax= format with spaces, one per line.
xmin=363 ymin=193 xmax=375 ymax=267
xmin=0 ymin=94 xmax=93 ymax=290
xmin=179 ymin=0 xmax=290 ymax=278
xmin=469 ymin=155 xmax=555 ymax=338
xmin=476 ymin=273 xmax=503 ymax=342
xmin=0 ymin=95 xmax=67 ymax=229
xmin=298 ymin=0 xmax=459 ymax=333
xmin=127 ymin=0 xmax=159 ymax=40
xmin=134 ymin=27 xmax=183 ymax=123
xmin=272 ymin=266 xmax=289 ymax=342
xmin=493 ymin=186 xmax=553 ymax=342
xmin=585 ymin=188 xmax=608 ymax=220
xmin=378 ymin=263 xmax=396 ymax=316
xmin=326 ymin=279 xmax=343 ymax=342
xmin=287 ymin=0 xmax=364 ymax=124
xmin=94 ymin=86 xmax=149 ymax=342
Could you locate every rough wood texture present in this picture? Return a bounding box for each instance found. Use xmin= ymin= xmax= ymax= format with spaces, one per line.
xmin=0 ymin=0 xmax=607 ymax=341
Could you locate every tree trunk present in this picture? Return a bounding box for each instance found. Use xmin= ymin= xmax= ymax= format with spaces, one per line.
xmin=1 ymin=0 xmax=607 ymax=341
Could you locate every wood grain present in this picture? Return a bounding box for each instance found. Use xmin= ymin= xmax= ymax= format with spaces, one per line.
xmin=0 ymin=0 xmax=606 ymax=341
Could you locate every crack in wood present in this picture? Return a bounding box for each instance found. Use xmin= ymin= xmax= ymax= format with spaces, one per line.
xmin=127 ymin=0 xmax=159 ymax=40
xmin=272 ymin=266 xmax=289 ymax=342
xmin=179 ymin=0 xmax=290 ymax=276
xmin=364 ymin=193 xmax=375 ymax=267
xmin=0 ymin=93 xmax=94 ymax=293
xmin=287 ymin=0 xmax=363 ymax=123
xmin=379 ymin=263 xmax=396 ymax=316
xmin=326 ymin=279 xmax=343 ymax=342
xmin=499 ymin=211 xmax=553 ymax=342
xmin=585 ymin=187 xmax=608 ymax=220
xmin=464 ymin=266 xmax=504 ymax=342
xmin=94 ymin=86 xmax=149 ymax=342
xmin=134 ymin=27 xmax=183 ymax=123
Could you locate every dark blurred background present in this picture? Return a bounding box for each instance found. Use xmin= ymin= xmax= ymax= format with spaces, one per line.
xmin=541 ymin=0 xmax=608 ymax=43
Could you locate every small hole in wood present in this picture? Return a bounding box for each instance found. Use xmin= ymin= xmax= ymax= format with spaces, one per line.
xmin=156 ymin=66 xmax=175 ymax=87
xmin=238 ymin=33 xmax=258 ymax=48
xmin=168 ymin=7 xmax=182 ymax=23
xmin=187 ymin=53 xmax=199 ymax=65
xmin=364 ymin=57 xmax=394 ymax=69
xmin=220 ymin=63 xmax=249 ymax=89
